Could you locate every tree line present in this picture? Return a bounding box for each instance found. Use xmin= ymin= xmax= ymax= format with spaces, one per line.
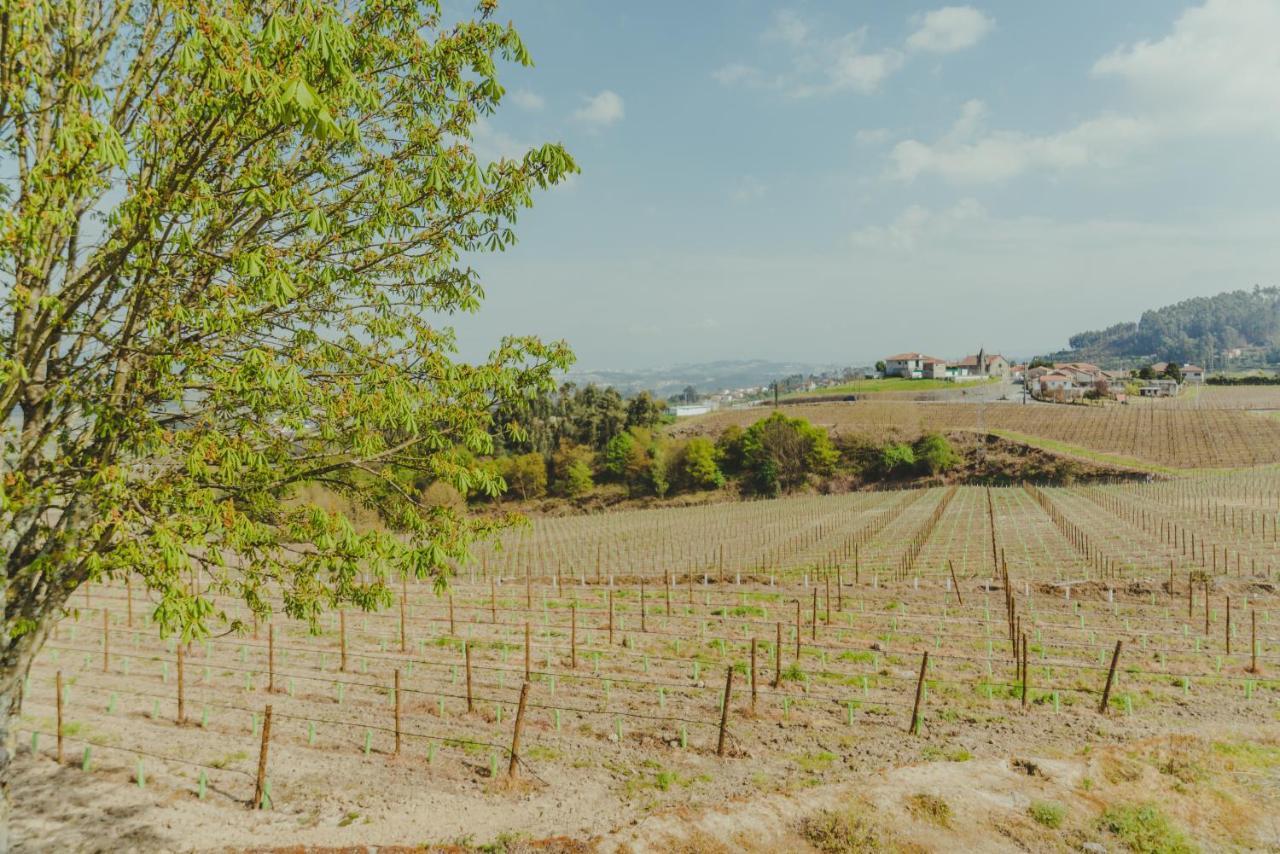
xmin=439 ymin=384 xmax=964 ymax=504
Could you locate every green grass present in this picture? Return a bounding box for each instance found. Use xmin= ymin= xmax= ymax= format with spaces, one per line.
xmin=1097 ymin=803 xmax=1197 ymax=853
xmin=1028 ymin=800 xmax=1066 ymax=829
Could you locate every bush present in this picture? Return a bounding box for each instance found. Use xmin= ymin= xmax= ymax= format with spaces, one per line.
xmin=912 ymin=433 xmax=960 ymax=475
xmin=879 ymin=442 xmax=916 ymax=475
xmin=679 ymin=437 xmax=725 ymax=490
xmin=550 ymin=441 xmax=594 ymax=498
xmin=1028 ymin=800 xmax=1066 ymax=829
xmin=1097 ymin=803 xmax=1197 ymax=853
xmin=498 ymin=452 xmax=547 ymax=500
xmin=740 ymin=412 xmax=838 ymax=495
xmin=602 ymin=431 xmax=635 ymax=481
xmin=799 ymin=806 xmax=895 ymax=853
xmin=715 ymin=425 xmax=746 ymax=475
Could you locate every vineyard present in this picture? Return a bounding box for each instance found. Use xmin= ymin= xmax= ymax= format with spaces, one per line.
xmin=676 ymin=400 xmax=1280 ymax=470
xmin=15 ymin=473 xmax=1280 ymax=849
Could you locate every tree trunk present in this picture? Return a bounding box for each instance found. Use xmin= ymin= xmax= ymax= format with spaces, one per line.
xmin=0 ymin=619 xmax=54 ymax=853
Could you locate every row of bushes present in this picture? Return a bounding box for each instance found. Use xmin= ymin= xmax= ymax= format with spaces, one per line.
xmin=1206 ymin=375 xmax=1280 ymax=385
xmin=456 ymin=413 xmax=964 ymax=504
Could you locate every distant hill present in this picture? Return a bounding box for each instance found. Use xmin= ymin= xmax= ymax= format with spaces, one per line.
xmin=1053 ymin=287 xmax=1280 ymax=365
xmin=566 ymin=359 xmax=849 ymax=398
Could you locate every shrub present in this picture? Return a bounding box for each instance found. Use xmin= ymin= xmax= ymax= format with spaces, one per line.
xmin=498 ymin=452 xmax=547 ymax=500
xmin=680 ymin=437 xmax=725 ymax=490
xmin=880 ymin=442 xmax=916 ymax=475
xmin=602 ymin=432 xmax=635 ymax=481
xmin=715 ymin=425 xmax=746 ymax=474
xmin=1097 ymin=803 xmax=1197 ymax=854
xmin=740 ymin=412 xmax=838 ymax=495
xmin=1028 ymin=800 xmax=1066 ymax=829
xmin=912 ymin=433 xmax=960 ymax=475
xmin=905 ymin=792 xmax=951 ymax=827
xmin=550 ymin=441 xmax=594 ymax=498
xmin=799 ymin=806 xmax=896 ymax=853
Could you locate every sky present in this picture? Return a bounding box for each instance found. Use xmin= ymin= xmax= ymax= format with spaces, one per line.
xmin=450 ymin=0 xmax=1280 ymax=370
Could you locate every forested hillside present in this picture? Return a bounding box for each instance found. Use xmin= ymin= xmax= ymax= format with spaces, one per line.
xmin=1058 ymin=287 xmax=1280 ymax=364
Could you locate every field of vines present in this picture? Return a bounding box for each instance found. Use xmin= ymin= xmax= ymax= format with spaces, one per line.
xmin=16 ymin=473 xmax=1280 ymax=846
xmin=676 ymin=400 xmax=1280 ymax=469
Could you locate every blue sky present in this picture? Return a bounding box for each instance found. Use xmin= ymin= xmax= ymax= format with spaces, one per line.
xmin=453 ymin=0 xmax=1280 ymax=369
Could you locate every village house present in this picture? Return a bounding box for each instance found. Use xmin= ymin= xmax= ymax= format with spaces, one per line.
xmin=1038 ymin=372 xmax=1076 ymax=393
xmin=883 ymin=352 xmax=945 ymax=378
xmin=883 ymin=347 xmax=1010 ymax=381
xmin=949 ymin=349 xmax=1011 ymax=379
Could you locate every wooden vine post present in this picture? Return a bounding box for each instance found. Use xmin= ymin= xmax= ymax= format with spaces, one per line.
xmin=400 ymin=596 xmax=408 ymax=651
xmin=508 ymin=681 xmax=531 ymax=778
xmin=339 ymin=610 xmax=347 ymax=672
xmin=1251 ymin=609 xmax=1260 ymax=674
xmin=1099 ymin=641 xmax=1123 ymax=714
xmin=394 ymin=669 xmax=402 ymax=756
xmin=717 ymin=665 xmax=734 ymax=757
xmin=749 ymin=637 xmax=759 ymax=712
xmin=640 ymin=580 xmax=647 ymax=632
xmin=465 ymin=642 xmax=474 ymax=713
xmin=773 ymin=622 xmax=782 ymax=688
xmin=909 ymin=652 xmax=928 ymax=735
xmin=102 ymin=609 xmax=109 ymax=673
xmin=177 ymin=645 xmax=186 ymax=724
xmin=253 ymin=704 xmax=273 ymax=809
xmin=55 ymin=670 xmax=64 ymax=762
xmin=524 ymin=622 xmax=531 ymax=682
xmin=1020 ymin=632 xmax=1029 ymax=709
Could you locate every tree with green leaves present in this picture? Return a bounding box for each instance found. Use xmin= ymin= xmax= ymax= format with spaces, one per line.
xmin=499 ymin=453 xmax=549 ymax=501
xmin=740 ymin=412 xmax=837 ymax=495
xmin=0 ymin=0 xmax=575 ymax=831
xmin=679 ymin=437 xmax=725 ymax=490
xmin=625 ymin=391 xmax=665 ymax=429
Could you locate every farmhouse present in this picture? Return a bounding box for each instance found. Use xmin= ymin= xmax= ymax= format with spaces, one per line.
xmin=949 ymin=349 xmax=1011 ymax=378
xmin=1038 ymin=372 xmax=1075 ymax=393
xmin=883 ymin=352 xmax=945 ymax=379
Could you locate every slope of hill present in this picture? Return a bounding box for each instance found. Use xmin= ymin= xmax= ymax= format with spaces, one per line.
xmin=1055 ymin=286 xmax=1280 ymax=365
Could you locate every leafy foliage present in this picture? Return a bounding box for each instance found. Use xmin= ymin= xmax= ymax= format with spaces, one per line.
xmin=677 ymin=437 xmax=725 ymax=490
xmin=913 ymin=433 xmax=960 ymax=475
xmin=0 ymin=0 xmax=575 ymax=713
xmin=740 ymin=412 xmax=838 ymax=496
xmin=1063 ymin=286 xmax=1280 ymax=363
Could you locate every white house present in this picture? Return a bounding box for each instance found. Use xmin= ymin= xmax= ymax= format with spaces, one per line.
xmin=883 ymin=352 xmax=944 ymax=379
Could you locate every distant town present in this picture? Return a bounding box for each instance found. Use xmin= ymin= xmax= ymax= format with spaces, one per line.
xmin=666 ymin=347 xmax=1213 ymax=416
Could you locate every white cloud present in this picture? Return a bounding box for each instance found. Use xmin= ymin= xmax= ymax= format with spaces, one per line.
xmin=850 ymin=198 xmax=987 ymax=249
xmin=716 ymin=10 xmax=905 ymax=97
xmin=768 ymin=9 xmax=810 ymax=47
xmin=572 ymin=90 xmax=625 ymax=129
xmin=906 ymin=6 xmax=995 ymax=54
xmin=471 ymin=117 xmax=529 ymax=163
xmin=889 ymin=0 xmax=1280 ymax=184
xmin=1091 ymin=0 xmax=1280 ymax=137
xmin=509 ymin=89 xmax=545 ymax=111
